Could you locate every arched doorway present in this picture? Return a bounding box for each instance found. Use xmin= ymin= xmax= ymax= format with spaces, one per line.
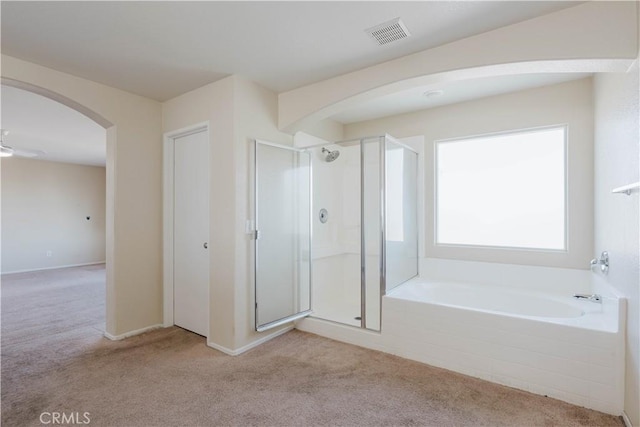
xmin=1 ymin=77 xmax=116 ymax=334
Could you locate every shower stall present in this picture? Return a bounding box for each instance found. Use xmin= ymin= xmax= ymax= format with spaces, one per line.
xmin=253 ymin=135 xmax=418 ymax=332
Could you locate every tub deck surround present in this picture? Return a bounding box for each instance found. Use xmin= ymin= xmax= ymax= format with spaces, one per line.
xmin=384 ymin=280 xmax=625 ymax=415
xmin=296 ymin=259 xmax=626 ymax=416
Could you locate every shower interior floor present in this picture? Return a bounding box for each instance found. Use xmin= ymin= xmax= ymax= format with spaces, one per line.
xmin=312 ymin=299 xmax=360 ymax=327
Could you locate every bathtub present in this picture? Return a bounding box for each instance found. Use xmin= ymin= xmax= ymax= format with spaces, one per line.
xmin=296 ymin=259 xmax=626 ymax=415
xmin=388 ymin=280 xmax=618 ymax=331
xmin=384 ymin=278 xmax=625 ymax=415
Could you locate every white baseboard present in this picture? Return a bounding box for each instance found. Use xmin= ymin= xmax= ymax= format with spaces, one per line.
xmin=622 ymin=411 xmax=634 ymax=427
xmin=2 ymin=261 xmax=106 ymax=275
xmin=207 ymin=326 xmax=293 ymax=356
xmin=104 ymin=324 xmax=163 ymax=341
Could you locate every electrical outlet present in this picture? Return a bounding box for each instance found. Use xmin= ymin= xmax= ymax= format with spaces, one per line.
xmin=46 ymin=251 xmax=52 ymax=257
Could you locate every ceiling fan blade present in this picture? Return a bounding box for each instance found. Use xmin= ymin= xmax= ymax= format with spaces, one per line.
xmin=12 ymin=147 xmax=45 ymax=158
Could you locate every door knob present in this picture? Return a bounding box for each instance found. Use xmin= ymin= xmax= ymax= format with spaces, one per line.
xmin=203 ymin=242 xmax=208 ymax=249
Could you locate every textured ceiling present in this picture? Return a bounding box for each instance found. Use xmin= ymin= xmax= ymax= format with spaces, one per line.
xmin=1 ymin=1 xmax=581 ymax=101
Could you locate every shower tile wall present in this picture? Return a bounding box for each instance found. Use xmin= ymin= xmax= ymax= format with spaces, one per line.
xmin=312 ymin=144 xmax=368 ymax=327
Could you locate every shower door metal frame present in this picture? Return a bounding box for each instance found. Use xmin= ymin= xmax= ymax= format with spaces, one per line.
xmin=253 ymin=139 xmax=313 ymax=332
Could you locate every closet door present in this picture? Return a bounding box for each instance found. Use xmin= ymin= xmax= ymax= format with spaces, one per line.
xmin=174 ymin=130 xmax=209 ymax=336
xmin=254 ymin=140 xmax=311 ymax=332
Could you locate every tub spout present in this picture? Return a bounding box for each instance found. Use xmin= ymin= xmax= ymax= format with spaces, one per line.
xmin=573 ymin=294 xmax=602 ymax=303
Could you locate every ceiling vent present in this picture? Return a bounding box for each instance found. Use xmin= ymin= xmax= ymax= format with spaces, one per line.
xmin=365 ymin=17 xmax=411 ymax=46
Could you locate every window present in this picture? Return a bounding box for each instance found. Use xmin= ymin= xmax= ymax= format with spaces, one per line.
xmin=435 ymin=126 xmax=566 ymax=250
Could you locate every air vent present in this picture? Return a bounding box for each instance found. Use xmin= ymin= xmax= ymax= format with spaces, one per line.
xmin=365 ymin=17 xmax=411 ymax=46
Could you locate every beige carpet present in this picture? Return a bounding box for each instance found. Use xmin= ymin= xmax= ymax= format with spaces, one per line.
xmin=1 ymin=265 xmax=624 ymax=427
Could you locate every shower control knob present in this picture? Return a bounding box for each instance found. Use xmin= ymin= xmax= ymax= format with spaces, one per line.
xmin=319 ymin=208 xmax=329 ymax=224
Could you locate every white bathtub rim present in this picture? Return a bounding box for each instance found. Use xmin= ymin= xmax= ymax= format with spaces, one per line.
xmin=387 ymin=278 xmax=622 ymax=333
xmin=418 ymin=258 xmax=626 ymax=300
xmin=391 ymin=276 xmax=619 ymax=306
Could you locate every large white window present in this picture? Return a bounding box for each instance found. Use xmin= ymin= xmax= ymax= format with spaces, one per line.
xmin=435 ymin=126 xmax=566 ymax=250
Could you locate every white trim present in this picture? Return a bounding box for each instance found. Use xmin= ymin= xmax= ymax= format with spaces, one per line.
xmin=622 ymin=411 xmax=633 ymax=427
xmin=103 ymin=324 xmax=162 ymax=341
xmin=207 ymin=326 xmax=293 ymax=356
xmin=432 ymin=123 xmax=570 ymax=145
xmin=1 ymin=261 xmax=106 ymax=275
xmin=162 ymin=130 xmax=175 ymax=328
xmin=163 ymin=122 xmax=210 ymax=331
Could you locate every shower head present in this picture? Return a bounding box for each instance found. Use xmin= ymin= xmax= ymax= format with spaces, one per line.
xmin=322 ymin=147 xmax=340 ymax=162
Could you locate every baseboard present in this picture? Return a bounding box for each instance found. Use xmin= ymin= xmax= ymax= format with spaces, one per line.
xmin=2 ymin=261 xmax=106 ymax=275
xmin=207 ymin=326 xmax=293 ymax=356
xmin=622 ymin=411 xmax=633 ymax=427
xmin=104 ymin=324 xmax=163 ymax=341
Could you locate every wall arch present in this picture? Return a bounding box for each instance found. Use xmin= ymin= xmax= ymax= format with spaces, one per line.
xmin=283 ymin=59 xmax=635 ymax=133
xmin=2 ymin=77 xmax=113 ymax=128
xmin=1 ymin=77 xmax=117 ymax=335
xmin=1 ymin=54 xmax=163 ymax=338
xmin=279 ymin=1 xmax=637 ymax=132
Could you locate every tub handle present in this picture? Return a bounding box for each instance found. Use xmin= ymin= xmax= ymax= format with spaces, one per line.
xmin=573 ymin=294 xmax=602 ymax=304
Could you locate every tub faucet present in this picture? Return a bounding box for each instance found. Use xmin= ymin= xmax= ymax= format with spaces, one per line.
xmin=573 ymin=294 xmax=602 ymax=304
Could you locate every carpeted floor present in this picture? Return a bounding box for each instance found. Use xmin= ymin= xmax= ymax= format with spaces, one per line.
xmin=1 ymin=265 xmax=624 ymax=426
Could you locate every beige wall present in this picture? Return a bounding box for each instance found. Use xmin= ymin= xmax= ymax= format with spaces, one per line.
xmin=2 ymin=55 xmax=163 ymax=337
xmin=234 ymin=76 xmax=294 ymax=349
xmin=1 ymin=158 xmax=105 ymax=273
xmin=345 ymin=78 xmax=594 ymax=269
xmin=162 ymin=76 xmax=236 ymax=349
xmin=162 ymin=76 xmax=294 ymax=352
xmin=300 ymin=118 xmax=344 ymax=143
xmin=594 ymin=67 xmax=640 ymax=425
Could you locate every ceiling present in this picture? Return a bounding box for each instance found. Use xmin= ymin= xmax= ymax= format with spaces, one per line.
xmin=1 ymin=85 xmax=106 ymax=166
xmin=1 ymin=1 xmax=581 ymax=101
xmin=0 ymin=2 xmax=589 ymax=166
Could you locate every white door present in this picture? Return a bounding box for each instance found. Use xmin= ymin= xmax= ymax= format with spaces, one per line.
xmin=173 ymin=130 xmax=209 ymax=336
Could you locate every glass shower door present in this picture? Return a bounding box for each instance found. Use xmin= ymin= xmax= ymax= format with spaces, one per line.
xmin=254 ymin=140 xmax=312 ymax=332
xmin=362 ymin=137 xmax=382 ymax=331
xmin=384 ymin=136 xmax=418 ymax=292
